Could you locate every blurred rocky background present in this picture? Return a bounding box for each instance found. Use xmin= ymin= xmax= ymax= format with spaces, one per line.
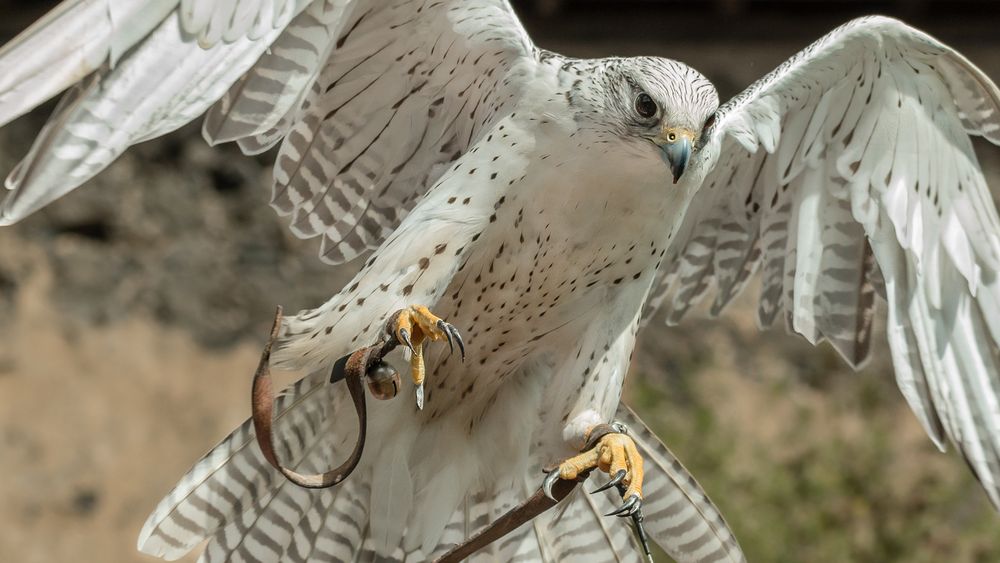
xmin=2 ymin=1 xmax=1000 ymax=562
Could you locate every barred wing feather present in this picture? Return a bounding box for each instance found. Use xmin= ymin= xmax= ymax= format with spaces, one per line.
xmin=262 ymin=0 xmax=534 ymax=264
xmin=0 ymin=0 xmax=314 ymax=225
xmin=650 ymin=16 xmax=1000 ymax=507
xmin=0 ymin=0 xmax=536 ymax=271
xmin=616 ymin=406 xmax=745 ymax=563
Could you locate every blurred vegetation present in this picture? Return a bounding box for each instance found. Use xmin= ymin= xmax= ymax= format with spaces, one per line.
xmin=628 ymin=302 xmax=1000 ymax=563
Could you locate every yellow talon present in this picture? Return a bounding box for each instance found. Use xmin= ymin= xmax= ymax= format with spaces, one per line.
xmin=410 ymin=340 xmax=425 ymax=387
xmin=388 ymin=305 xmax=465 ymax=409
xmin=409 ymin=305 xmax=448 ymax=342
xmin=557 ymin=448 xmax=601 ymax=481
xmin=542 ymin=424 xmax=650 ymax=555
xmin=546 ymin=427 xmax=644 ymax=516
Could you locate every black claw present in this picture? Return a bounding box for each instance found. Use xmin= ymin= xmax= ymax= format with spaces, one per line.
xmin=437 ymin=320 xmax=456 ymax=356
xmin=542 ymin=469 xmax=561 ymax=501
xmin=398 ymin=327 xmax=415 ymax=355
xmin=438 ymin=320 xmax=465 ymax=362
xmin=433 ymin=320 xmax=466 ymax=362
xmin=624 ymin=495 xmax=642 ymax=517
xmin=591 ymin=469 xmax=626 ymax=494
xmin=449 ymin=324 xmax=466 ymax=361
xmin=605 ymin=494 xmax=641 ymax=518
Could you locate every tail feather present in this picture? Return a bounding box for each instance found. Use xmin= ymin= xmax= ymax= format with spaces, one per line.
xmin=369 ymin=440 xmax=415 ymax=555
xmin=306 ymin=478 xmax=372 ymax=562
xmin=202 ymin=434 xmax=338 ymax=563
xmin=617 ymin=406 xmax=747 ymax=563
xmin=419 ymin=452 xmax=739 ymax=563
xmin=138 ymin=371 xmax=346 ymax=560
xmin=538 ymin=486 xmax=642 ymax=563
xmin=142 ymin=387 xmax=743 ymax=563
xmin=420 ymin=488 xmax=550 ymax=562
xmin=276 ymin=483 xmax=339 ymax=563
xmin=274 ymin=486 xmax=327 ymax=563
xmin=507 ymin=524 xmax=550 ymax=562
xmin=201 ymin=472 xmax=353 ymax=563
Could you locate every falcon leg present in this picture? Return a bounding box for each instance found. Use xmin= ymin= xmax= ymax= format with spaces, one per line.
xmin=387 ymin=305 xmax=465 ymax=409
xmin=543 ymin=422 xmax=651 ymax=557
xmin=543 ymin=422 xmax=644 ymax=514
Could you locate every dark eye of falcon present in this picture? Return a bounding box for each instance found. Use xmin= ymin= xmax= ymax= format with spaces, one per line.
xmin=634 ymin=92 xmax=657 ymax=119
xmin=703 ymin=112 xmax=717 ymax=130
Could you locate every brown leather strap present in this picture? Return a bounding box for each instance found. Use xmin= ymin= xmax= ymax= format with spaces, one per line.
xmin=582 ymin=422 xmax=626 ymax=452
xmin=433 ymin=469 xmax=593 ymax=563
xmin=252 ymin=306 xmax=374 ymax=489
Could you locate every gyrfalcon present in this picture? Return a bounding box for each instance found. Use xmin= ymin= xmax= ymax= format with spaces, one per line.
xmin=2 ymin=1 xmax=1000 ymax=562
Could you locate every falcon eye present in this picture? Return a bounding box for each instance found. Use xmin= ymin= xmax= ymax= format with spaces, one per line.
xmin=703 ymin=112 xmax=717 ymax=130
xmin=634 ymin=92 xmax=658 ymax=119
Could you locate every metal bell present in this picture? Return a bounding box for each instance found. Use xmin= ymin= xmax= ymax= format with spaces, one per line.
xmin=366 ymin=361 xmax=400 ymax=400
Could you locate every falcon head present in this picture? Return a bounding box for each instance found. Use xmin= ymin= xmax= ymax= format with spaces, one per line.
xmin=595 ymin=57 xmax=719 ymax=184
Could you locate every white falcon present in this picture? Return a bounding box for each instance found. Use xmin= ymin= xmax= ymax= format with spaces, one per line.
xmin=3 ymin=1 xmax=1000 ymax=562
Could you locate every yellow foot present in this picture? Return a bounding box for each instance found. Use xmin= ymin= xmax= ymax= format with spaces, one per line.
xmin=543 ymin=423 xmax=644 ymax=517
xmin=388 ymin=305 xmax=465 ymax=409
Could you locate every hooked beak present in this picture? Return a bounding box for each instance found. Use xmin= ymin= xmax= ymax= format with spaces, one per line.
xmin=656 ymin=128 xmax=695 ymax=184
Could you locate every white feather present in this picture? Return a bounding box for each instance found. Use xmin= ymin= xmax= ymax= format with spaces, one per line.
xmin=654 ymin=15 xmax=1000 ymax=507
xmin=0 ymin=0 xmax=177 ymax=128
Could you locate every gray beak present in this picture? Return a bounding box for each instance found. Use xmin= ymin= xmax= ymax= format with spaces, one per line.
xmin=661 ymin=137 xmax=692 ymax=184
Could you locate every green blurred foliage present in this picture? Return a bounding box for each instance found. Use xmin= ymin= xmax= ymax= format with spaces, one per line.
xmin=628 ymin=309 xmax=1000 ymax=563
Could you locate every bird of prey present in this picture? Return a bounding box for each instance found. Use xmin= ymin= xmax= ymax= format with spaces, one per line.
xmin=3 ymin=1 xmax=1000 ymax=561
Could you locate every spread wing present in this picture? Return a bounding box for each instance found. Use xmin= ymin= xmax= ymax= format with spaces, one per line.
xmin=0 ymin=0 xmax=315 ymax=221
xmin=647 ymin=16 xmax=1000 ymax=506
xmin=0 ymin=0 xmax=535 ymax=265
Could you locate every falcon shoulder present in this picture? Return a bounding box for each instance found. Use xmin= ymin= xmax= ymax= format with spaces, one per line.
xmin=0 ymin=0 xmax=537 ymax=267
xmin=648 ymin=16 xmax=1000 ymax=506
